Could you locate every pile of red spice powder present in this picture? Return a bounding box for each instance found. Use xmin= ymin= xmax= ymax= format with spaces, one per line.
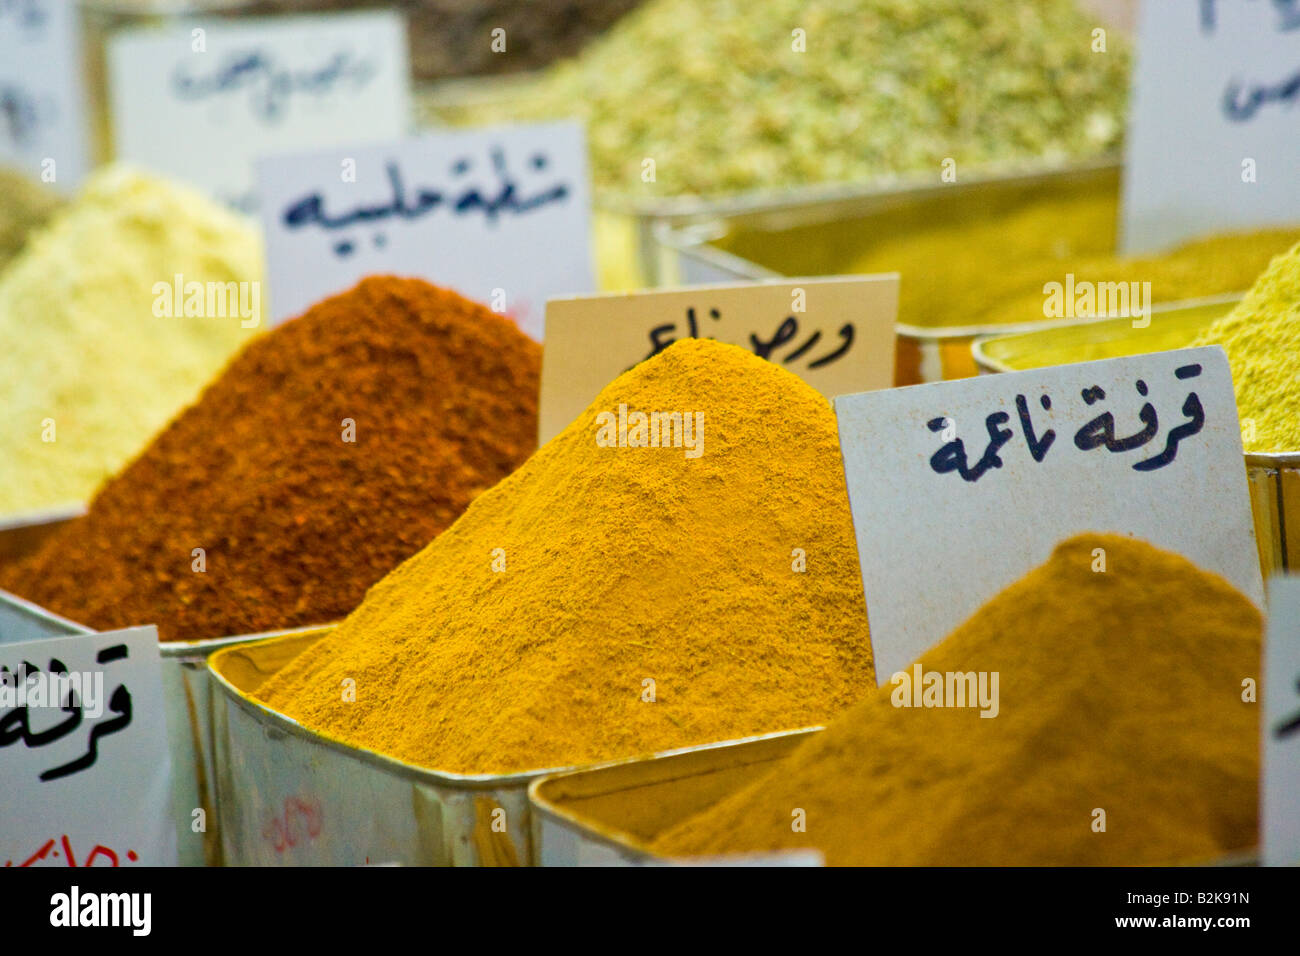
xmin=0 ymin=276 xmax=540 ymax=641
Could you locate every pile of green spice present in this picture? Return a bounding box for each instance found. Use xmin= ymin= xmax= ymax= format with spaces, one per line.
xmin=423 ymin=0 xmax=1129 ymax=198
xmin=0 ymin=277 xmax=541 ymax=642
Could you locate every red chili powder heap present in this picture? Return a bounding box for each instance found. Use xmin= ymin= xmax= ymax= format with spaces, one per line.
xmin=0 ymin=276 xmax=540 ymax=641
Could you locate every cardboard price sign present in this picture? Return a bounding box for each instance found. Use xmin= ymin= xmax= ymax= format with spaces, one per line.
xmin=0 ymin=0 xmax=90 ymax=189
xmin=106 ymin=12 xmax=410 ymax=212
xmin=1122 ymin=0 xmax=1300 ymax=252
xmin=0 ymin=625 xmax=176 ymax=867
xmin=539 ymin=276 xmax=898 ymax=443
xmin=259 ymin=121 xmax=594 ymax=338
xmin=1264 ymin=576 xmax=1300 ymax=867
xmin=835 ymin=346 xmax=1263 ymax=681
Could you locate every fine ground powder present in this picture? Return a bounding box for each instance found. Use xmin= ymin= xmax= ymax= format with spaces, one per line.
xmin=254 ymin=338 xmax=873 ymax=774
xmin=0 ymin=277 xmax=540 ymax=642
xmin=0 ymin=165 xmax=263 ymax=513
xmin=653 ymin=534 xmax=1261 ymax=865
xmin=0 ymin=167 xmax=62 ymax=274
xmin=1190 ymin=240 xmax=1300 ymax=453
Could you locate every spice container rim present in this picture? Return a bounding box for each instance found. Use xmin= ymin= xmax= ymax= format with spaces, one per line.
xmin=209 ymin=631 xmax=830 ymax=792
xmin=159 ymin=622 xmax=339 ymax=659
xmin=0 ymin=503 xmax=88 ymax=533
xmin=527 ymin=726 xmax=820 ymax=861
xmin=0 ymin=587 xmax=94 ymax=637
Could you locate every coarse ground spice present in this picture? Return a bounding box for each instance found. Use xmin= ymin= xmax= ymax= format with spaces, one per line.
xmin=254 ymin=338 xmax=873 ymax=774
xmin=0 ymin=165 xmax=263 ymax=513
xmin=0 ymin=167 xmax=62 ymax=274
xmin=653 ymin=534 xmax=1261 ymax=865
xmin=0 ymin=276 xmax=540 ymax=642
xmin=422 ymin=0 xmax=1129 ymax=199
xmin=1190 ymin=241 xmax=1300 ymax=453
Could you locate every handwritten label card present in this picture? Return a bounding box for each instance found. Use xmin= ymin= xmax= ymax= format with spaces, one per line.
xmin=1264 ymin=576 xmax=1300 ymax=867
xmin=539 ymin=277 xmax=898 ymax=442
xmin=0 ymin=626 xmax=177 ymax=867
xmin=106 ymin=12 xmax=410 ymax=212
xmin=259 ymin=121 xmax=594 ymax=339
xmin=835 ymin=347 xmax=1263 ymax=681
xmin=1122 ymin=0 xmax=1300 ymax=252
xmin=0 ymin=0 xmax=90 ymax=189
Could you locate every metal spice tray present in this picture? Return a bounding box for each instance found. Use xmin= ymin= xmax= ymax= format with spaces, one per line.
xmin=528 ymin=728 xmax=818 ymax=865
xmin=208 ymin=630 xmax=825 ymax=866
xmin=649 ymin=159 xmax=1125 ymax=384
xmin=971 ymin=298 xmax=1298 ymax=577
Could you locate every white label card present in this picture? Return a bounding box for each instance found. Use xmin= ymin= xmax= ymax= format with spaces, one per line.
xmin=258 ymin=122 xmax=594 ymax=339
xmin=1264 ymin=576 xmax=1300 ymax=867
xmin=106 ymin=12 xmax=410 ymax=213
xmin=1122 ymin=0 xmax=1300 ymax=252
xmin=0 ymin=626 xmax=177 ymax=867
xmin=539 ymin=276 xmax=898 ymax=443
xmin=835 ymin=346 xmax=1264 ymax=681
xmin=0 ymin=0 xmax=90 ymax=189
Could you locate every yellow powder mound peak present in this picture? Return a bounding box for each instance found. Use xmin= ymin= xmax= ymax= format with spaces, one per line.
xmin=653 ymin=533 xmax=1261 ymax=865
xmin=1191 ymin=240 xmax=1300 ymax=453
xmin=255 ymin=338 xmax=873 ymax=774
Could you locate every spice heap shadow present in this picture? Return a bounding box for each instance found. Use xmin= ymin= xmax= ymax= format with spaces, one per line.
xmin=0 ymin=166 xmax=62 ymax=274
xmin=653 ymin=534 xmax=1261 ymax=865
xmin=0 ymin=276 xmax=540 ymax=642
xmin=254 ymin=338 xmax=873 ymax=774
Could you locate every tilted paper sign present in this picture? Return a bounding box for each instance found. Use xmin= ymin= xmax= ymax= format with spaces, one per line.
xmin=0 ymin=625 xmax=177 ymax=867
xmin=259 ymin=121 xmax=593 ymax=338
xmin=1264 ymin=576 xmax=1300 ymax=867
xmin=1122 ymin=1 xmax=1300 ymax=252
xmin=0 ymin=0 xmax=90 ymax=189
xmin=540 ymin=276 xmax=898 ymax=443
xmin=835 ymin=347 xmax=1263 ymax=682
xmin=107 ymin=13 xmax=410 ymax=212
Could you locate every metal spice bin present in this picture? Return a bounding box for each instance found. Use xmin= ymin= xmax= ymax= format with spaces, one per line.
xmin=208 ymin=631 xmax=828 ymax=866
xmin=0 ymin=514 xmax=325 ymax=866
xmin=528 ymin=728 xmax=818 ymax=865
xmin=648 ymin=159 xmax=1124 ymax=385
xmin=971 ymin=301 xmax=1299 ymax=577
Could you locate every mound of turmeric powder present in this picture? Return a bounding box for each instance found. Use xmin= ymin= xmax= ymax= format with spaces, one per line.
xmin=254 ymin=338 xmax=873 ymax=774
xmin=653 ymin=533 xmax=1261 ymax=865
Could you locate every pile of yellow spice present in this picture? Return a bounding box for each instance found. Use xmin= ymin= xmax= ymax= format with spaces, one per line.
xmin=254 ymin=338 xmax=873 ymax=774
xmin=1190 ymin=240 xmax=1300 ymax=453
xmin=653 ymin=534 xmax=1261 ymax=865
xmin=0 ymin=165 xmax=263 ymax=514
